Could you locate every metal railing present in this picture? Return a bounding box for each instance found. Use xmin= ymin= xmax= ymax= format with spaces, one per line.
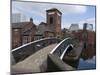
xmin=12 ymin=37 xmax=61 ymax=63
xmin=50 ymin=37 xmax=73 ymax=60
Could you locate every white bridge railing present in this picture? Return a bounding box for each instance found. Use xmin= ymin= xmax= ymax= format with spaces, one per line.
xmin=50 ymin=37 xmax=73 ymax=60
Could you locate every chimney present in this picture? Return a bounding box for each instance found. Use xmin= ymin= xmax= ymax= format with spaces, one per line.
xmin=30 ymin=18 xmax=33 ymax=22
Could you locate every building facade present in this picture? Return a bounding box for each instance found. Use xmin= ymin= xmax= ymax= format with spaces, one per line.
xmin=12 ymin=8 xmax=62 ymax=49
xmin=34 ymin=8 xmax=62 ymax=40
xmin=46 ymin=8 xmax=62 ymax=38
xmin=74 ymin=23 xmax=95 ymax=48
xmin=69 ymin=24 xmax=79 ymax=32
xmin=12 ymin=18 xmax=37 ymax=49
xmin=12 ymin=13 xmax=27 ymax=23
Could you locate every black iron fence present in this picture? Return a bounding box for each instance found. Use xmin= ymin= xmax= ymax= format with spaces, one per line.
xmin=50 ymin=37 xmax=73 ymax=60
xmin=12 ymin=37 xmax=61 ymax=64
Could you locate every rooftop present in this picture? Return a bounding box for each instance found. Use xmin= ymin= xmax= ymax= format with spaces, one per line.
xmin=46 ymin=8 xmax=62 ymax=15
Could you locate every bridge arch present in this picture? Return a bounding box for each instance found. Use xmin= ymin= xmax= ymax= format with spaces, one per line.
xmin=50 ymin=37 xmax=74 ymax=60
xmin=60 ymin=44 xmax=73 ymax=60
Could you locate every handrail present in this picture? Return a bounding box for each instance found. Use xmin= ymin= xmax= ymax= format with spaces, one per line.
xmin=12 ymin=37 xmax=60 ymax=52
xmin=50 ymin=37 xmax=71 ymax=54
xmin=12 ymin=37 xmax=61 ymax=63
xmin=50 ymin=37 xmax=73 ymax=60
xmin=60 ymin=44 xmax=73 ymax=60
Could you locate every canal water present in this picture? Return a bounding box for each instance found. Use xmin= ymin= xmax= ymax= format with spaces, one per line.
xmin=63 ymin=44 xmax=96 ymax=70
xmin=78 ymin=47 xmax=96 ymax=70
xmin=78 ymin=56 xmax=96 ymax=70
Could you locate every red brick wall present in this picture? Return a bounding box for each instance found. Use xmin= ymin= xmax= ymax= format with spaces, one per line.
xmin=87 ymin=31 xmax=95 ymax=46
xmin=12 ymin=22 xmax=37 ymax=49
xmin=12 ymin=28 xmax=22 ymax=49
xmin=22 ymin=23 xmax=37 ymax=44
xmin=46 ymin=10 xmax=61 ymax=38
xmin=74 ymin=30 xmax=96 ymax=47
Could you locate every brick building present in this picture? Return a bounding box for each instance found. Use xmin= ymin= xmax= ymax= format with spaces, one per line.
xmin=69 ymin=24 xmax=79 ymax=32
xmin=12 ymin=18 xmax=37 ymax=49
xmin=34 ymin=8 xmax=62 ymax=40
xmin=46 ymin=8 xmax=62 ymax=38
xmin=72 ymin=29 xmax=96 ymax=48
xmin=12 ymin=8 xmax=62 ymax=49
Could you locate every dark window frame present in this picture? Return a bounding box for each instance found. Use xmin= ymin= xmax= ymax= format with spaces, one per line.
xmin=50 ymin=16 xmax=53 ymax=24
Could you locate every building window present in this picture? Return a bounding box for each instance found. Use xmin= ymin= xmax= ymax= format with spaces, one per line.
xmin=14 ymin=29 xmax=18 ymax=32
xmin=50 ymin=17 xmax=53 ymax=24
xmin=22 ymin=36 xmax=29 ymax=44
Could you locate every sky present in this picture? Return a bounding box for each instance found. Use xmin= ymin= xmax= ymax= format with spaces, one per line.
xmin=12 ymin=1 xmax=96 ymax=30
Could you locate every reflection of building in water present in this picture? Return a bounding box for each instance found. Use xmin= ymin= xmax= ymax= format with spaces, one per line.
xmin=81 ymin=47 xmax=96 ymax=60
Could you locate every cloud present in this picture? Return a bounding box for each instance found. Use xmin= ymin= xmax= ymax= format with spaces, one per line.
xmin=12 ymin=1 xmax=95 ymax=29
xmin=57 ymin=5 xmax=87 ymax=14
xmin=79 ymin=18 xmax=95 ymax=30
xmin=62 ymin=22 xmax=71 ymax=29
xmin=12 ymin=1 xmax=87 ymax=17
xmin=61 ymin=17 xmax=95 ymax=31
xmin=12 ymin=1 xmax=46 ymax=19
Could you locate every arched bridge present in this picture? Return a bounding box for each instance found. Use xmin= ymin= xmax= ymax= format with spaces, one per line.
xmin=11 ymin=37 xmax=83 ymax=74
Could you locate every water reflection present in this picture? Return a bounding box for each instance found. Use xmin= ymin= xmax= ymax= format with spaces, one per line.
xmin=78 ymin=56 xmax=96 ymax=69
xmin=78 ymin=47 xmax=96 ymax=69
xmin=63 ymin=43 xmax=96 ymax=70
xmin=81 ymin=47 xmax=96 ymax=60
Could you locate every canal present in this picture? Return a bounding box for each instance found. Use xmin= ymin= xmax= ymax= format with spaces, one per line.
xmin=63 ymin=43 xmax=96 ymax=70
xmin=78 ymin=47 xmax=96 ymax=70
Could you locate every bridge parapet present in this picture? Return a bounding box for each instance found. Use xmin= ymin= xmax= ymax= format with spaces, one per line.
xmin=12 ymin=37 xmax=61 ymax=64
xmin=47 ymin=54 xmax=75 ymax=72
xmin=50 ymin=37 xmax=73 ymax=60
